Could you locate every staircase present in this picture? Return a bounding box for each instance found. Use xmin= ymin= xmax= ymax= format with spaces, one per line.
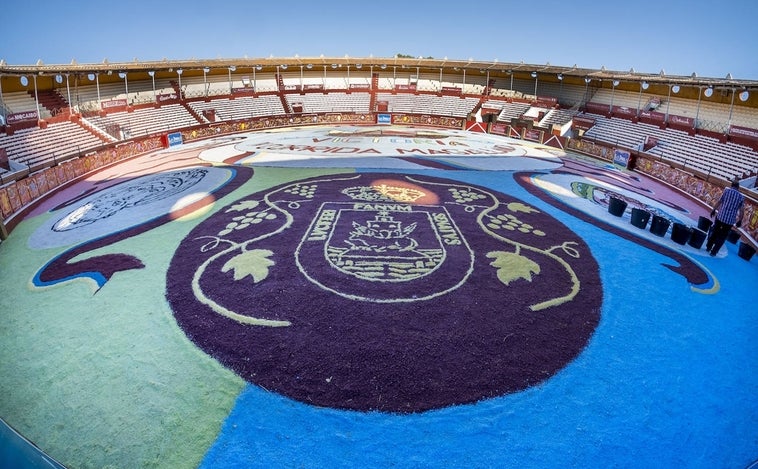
xmin=30 ymin=90 xmax=69 ymax=117
xmin=166 ymin=80 xmax=205 ymax=124
xmin=78 ymin=116 xmax=119 ymax=143
xmin=276 ymin=73 xmax=291 ymax=112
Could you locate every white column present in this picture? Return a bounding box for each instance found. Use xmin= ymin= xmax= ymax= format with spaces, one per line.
xmin=228 ymin=66 xmax=236 ymax=94
xmin=148 ymin=71 xmax=156 ymax=102
xmin=694 ymin=86 xmax=702 ymax=129
xmin=95 ymin=74 xmax=101 ymax=109
xmin=727 ymin=88 xmax=736 ymax=128
xmin=176 ymin=69 xmax=182 ymax=99
xmin=0 ymin=75 xmax=6 ymax=124
xmin=32 ymin=75 xmax=41 ymax=121
xmin=65 ymin=74 xmax=72 ymax=114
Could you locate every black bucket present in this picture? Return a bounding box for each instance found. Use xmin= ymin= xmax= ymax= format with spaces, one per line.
xmin=727 ymin=230 xmax=741 ymax=244
xmin=650 ymin=215 xmax=670 ymax=237
xmin=671 ymin=223 xmax=692 ymax=245
xmin=697 ymin=216 xmax=713 ymax=232
xmin=688 ymin=228 xmax=707 ymax=249
xmin=630 ymin=208 xmax=650 ymax=229
xmin=738 ymin=242 xmax=755 ymax=261
xmin=608 ymin=197 xmax=627 ymax=217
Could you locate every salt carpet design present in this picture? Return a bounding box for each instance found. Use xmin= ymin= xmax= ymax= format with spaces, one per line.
xmin=0 ymin=126 xmax=755 ymax=469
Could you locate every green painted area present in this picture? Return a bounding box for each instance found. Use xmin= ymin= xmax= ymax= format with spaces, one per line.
xmin=0 ymin=165 xmax=350 ymax=468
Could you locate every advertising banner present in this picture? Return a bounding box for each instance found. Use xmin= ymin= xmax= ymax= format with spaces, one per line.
xmin=168 ymin=132 xmax=184 ymax=147
xmin=157 ymin=93 xmax=179 ymax=102
xmin=729 ymin=125 xmax=758 ymax=140
xmin=613 ymin=149 xmax=631 ymax=168
xmin=6 ymin=111 xmax=38 ymax=124
xmin=101 ymin=99 xmax=127 ymax=110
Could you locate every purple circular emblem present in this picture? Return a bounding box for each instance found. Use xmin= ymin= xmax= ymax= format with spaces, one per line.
xmin=167 ymin=173 xmax=601 ymax=413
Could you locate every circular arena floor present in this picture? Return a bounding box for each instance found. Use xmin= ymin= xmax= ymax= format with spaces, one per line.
xmin=1 ymin=125 xmax=756 ymax=468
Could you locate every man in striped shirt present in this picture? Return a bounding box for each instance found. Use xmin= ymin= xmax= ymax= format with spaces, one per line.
xmin=705 ymin=179 xmax=745 ymax=256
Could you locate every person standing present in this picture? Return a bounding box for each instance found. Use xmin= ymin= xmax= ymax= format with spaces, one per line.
xmin=705 ymin=179 xmax=745 ymax=256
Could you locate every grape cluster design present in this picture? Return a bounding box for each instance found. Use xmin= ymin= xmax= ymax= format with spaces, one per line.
xmin=217 ymin=210 xmax=277 ymax=236
xmin=448 ymin=187 xmax=487 ymax=204
xmin=486 ymin=213 xmax=545 ymax=236
xmin=284 ymin=184 xmax=317 ymax=198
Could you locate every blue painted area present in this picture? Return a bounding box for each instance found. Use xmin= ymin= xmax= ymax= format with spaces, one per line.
xmin=167 ymin=132 xmax=184 ymax=147
xmin=200 ymin=169 xmax=758 ymax=467
xmin=31 ymin=258 xmax=108 ymax=289
xmin=0 ymin=419 xmax=66 ymax=469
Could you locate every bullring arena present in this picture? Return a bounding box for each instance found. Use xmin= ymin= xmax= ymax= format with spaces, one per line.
xmin=0 ymin=57 xmax=756 ymax=468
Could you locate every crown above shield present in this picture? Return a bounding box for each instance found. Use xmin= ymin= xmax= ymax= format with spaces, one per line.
xmin=342 ymin=184 xmax=426 ymax=203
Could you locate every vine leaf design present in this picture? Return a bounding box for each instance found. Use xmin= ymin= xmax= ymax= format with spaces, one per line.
xmin=507 ymin=202 xmax=539 ymax=214
xmin=221 ymin=249 xmax=275 ymax=283
xmin=486 ymin=250 xmax=541 ymax=285
xmin=226 ymin=200 xmax=260 ymax=212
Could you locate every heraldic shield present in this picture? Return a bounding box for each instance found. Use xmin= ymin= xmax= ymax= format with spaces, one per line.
xmin=297 ymin=200 xmax=473 ymax=302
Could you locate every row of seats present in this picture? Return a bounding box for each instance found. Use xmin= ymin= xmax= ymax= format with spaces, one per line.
xmin=85 ymin=104 xmax=198 ymax=139
xmin=590 ymin=87 xmax=758 ymax=132
xmin=187 ymin=95 xmax=286 ymax=121
xmin=374 ymin=93 xmax=479 ymax=117
xmin=0 ymin=121 xmax=104 ymax=170
xmin=581 ymin=113 xmax=758 ymax=180
xmin=1 ymin=92 xmax=45 ymax=118
xmin=284 ymin=92 xmax=371 ymax=114
xmin=493 ymin=101 xmax=532 ymax=121
xmin=4 ymin=71 xmax=758 ymax=131
xmin=1 ymin=91 xmax=756 ymax=182
xmin=280 ymin=73 xmax=358 ymax=90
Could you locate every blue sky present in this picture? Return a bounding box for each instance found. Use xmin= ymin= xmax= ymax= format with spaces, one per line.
xmin=3 ymin=0 xmax=757 ymax=80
